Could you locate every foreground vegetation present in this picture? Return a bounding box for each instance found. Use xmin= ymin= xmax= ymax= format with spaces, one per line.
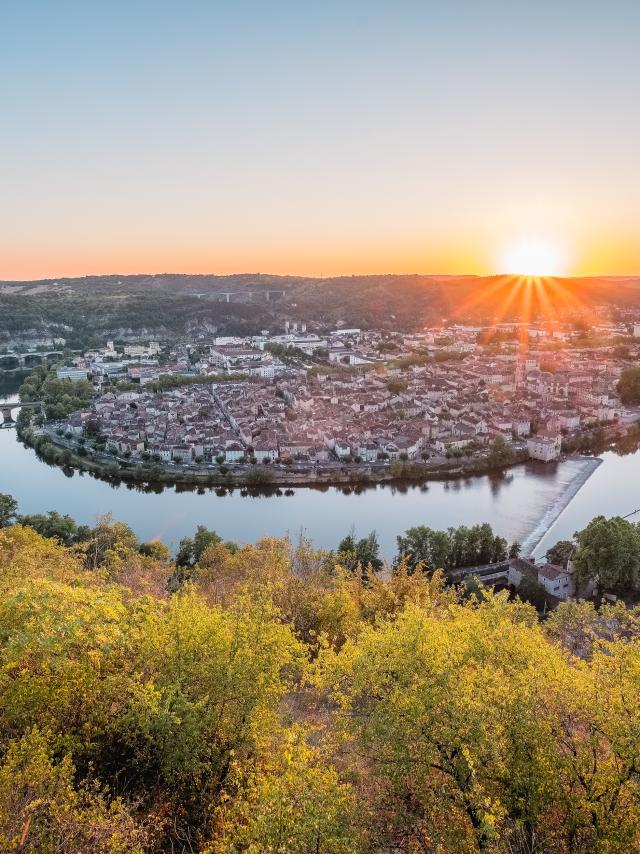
xmin=1 ymin=499 xmax=640 ymax=851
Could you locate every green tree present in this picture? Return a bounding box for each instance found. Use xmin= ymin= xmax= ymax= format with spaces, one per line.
xmin=617 ymin=366 xmax=640 ymax=404
xmin=545 ymin=539 xmax=574 ymax=567
xmin=17 ymin=510 xmax=90 ymax=546
xmin=138 ymin=539 xmax=171 ymax=562
xmin=0 ymin=493 xmax=17 ymax=528
xmin=573 ymin=515 xmax=640 ymax=594
xmin=176 ymin=525 xmax=223 ymax=568
xmin=337 ymin=530 xmax=383 ymax=574
xmin=245 ymin=466 xmax=274 ymax=486
xmin=385 ymin=377 xmax=408 ymax=394
xmin=397 ymin=523 xmax=507 ymax=572
xmin=395 ymin=525 xmax=450 ymax=572
xmin=487 ymin=435 xmax=515 ymax=469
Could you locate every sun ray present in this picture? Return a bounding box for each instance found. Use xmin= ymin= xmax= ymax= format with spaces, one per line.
xmin=452 ymin=274 xmax=517 ymax=320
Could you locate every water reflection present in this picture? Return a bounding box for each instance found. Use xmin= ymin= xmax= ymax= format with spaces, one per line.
xmin=2 ymin=380 xmax=638 ymax=559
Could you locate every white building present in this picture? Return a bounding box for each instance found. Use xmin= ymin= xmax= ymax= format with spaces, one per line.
xmin=508 ymin=558 xmax=576 ymax=601
xmin=527 ymin=434 xmax=561 ymax=462
xmin=536 ymin=562 xmax=575 ymax=599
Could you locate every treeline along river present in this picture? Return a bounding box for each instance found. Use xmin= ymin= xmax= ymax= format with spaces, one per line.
xmin=1 ymin=381 xmax=638 ymax=560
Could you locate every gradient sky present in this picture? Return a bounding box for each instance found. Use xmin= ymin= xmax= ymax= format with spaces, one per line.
xmin=2 ymin=0 xmax=639 ymax=279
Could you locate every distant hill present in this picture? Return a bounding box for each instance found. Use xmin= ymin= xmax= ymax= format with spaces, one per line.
xmin=2 ymin=273 xmax=640 ymax=348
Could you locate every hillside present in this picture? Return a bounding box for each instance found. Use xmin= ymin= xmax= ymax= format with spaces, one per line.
xmin=1 ymin=517 xmax=640 ymax=852
xmin=2 ymin=273 xmax=640 ymax=347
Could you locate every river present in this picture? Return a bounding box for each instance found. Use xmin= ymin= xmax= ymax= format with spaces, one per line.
xmin=1 ymin=386 xmax=638 ymax=559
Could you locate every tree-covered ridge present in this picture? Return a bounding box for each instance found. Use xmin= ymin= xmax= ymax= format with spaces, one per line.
xmin=1 ymin=512 xmax=640 ymax=851
xmin=4 ymin=273 xmax=640 ymax=346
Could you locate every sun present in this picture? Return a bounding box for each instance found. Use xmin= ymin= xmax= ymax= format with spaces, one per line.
xmin=499 ymin=238 xmax=566 ymax=277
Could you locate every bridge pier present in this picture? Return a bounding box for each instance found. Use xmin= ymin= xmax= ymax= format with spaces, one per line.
xmin=0 ymin=401 xmax=41 ymax=427
xmin=0 ymin=405 xmax=15 ymax=427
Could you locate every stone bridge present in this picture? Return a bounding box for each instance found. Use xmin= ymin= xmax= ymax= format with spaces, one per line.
xmin=0 ymin=351 xmax=64 ymax=371
xmin=0 ymin=400 xmax=43 ymax=428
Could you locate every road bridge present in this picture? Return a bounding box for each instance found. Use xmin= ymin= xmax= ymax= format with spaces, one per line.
xmin=215 ymin=290 xmax=287 ymax=303
xmin=0 ymin=400 xmax=43 ymax=428
xmin=0 ymin=351 xmax=64 ymax=370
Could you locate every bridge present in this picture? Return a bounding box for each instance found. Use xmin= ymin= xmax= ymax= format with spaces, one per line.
xmin=0 ymin=401 xmax=43 ymax=428
xmin=214 ymin=290 xmax=287 ymax=303
xmin=0 ymin=351 xmax=64 ymax=371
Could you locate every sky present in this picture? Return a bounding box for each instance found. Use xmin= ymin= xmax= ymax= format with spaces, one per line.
xmin=1 ymin=0 xmax=639 ymax=279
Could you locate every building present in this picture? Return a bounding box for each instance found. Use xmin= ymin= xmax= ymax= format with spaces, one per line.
xmin=56 ymin=368 xmax=89 ymax=381
xmin=508 ymin=557 xmax=576 ymax=601
xmin=527 ymin=434 xmax=561 ymax=462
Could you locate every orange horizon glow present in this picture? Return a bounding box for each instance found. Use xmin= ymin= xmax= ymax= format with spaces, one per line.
xmin=3 ymin=5 xmax=639 ymax=284
xmin=3 ymin=230 xmax=640 ymax=282
xmin=2 ymin=240 xmax=640 ymax=282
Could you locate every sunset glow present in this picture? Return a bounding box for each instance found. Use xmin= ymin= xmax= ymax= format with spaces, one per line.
xmin=1 ymin=3 xmax=639 ymax=280
xmin=500 ymin=239 xmax=566 ymax=277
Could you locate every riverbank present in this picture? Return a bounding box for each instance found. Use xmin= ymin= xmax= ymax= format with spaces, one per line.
xmin=2 ymin=411 xmax=636 ymax=561
xmin=20 ymin=424 xmax=532 ymax=489
xmin=19 ymin=424 xmax=596 ymax=550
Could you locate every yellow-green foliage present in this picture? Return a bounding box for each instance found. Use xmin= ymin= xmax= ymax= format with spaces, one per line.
xmin=208 ymin=729 xmax=363 ymax=854
xmin=0 ymin=728 xmax=146 ymax=853
xmin=2 ymin=524 xmax=640 ymax=852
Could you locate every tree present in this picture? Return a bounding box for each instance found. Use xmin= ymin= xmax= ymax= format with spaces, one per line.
xmin=617 ymin=366 xmax=640 ymax=404
xmin=245 ymin=466 xmax=274 ymax=486
xmin=487 ymin=435 xmax=515 ymax=470
xmin=5 ymin=517 xmax=640 ymax=851
xmin=397 ymin=523 xmax=507 ymax=573
xmin=138 ymin=539 xmax=171 ymax=562
xmin=0 ymin=547 xmax=303 ymax=847
xmin=175 ymin=536 xmax=196 ymax=568
xmin=83 ymin=514 xmax=138 ymax=571
xmin=176 ymin=525 xmax=223 ymax=568
xmin=517 ymin=574 xmax=552 ymax=611
xmin=572 ymin=515 xmax=640 ymax=594
xmin=509 ymin=541 xmax=521 ymax=559
xmin=385 ymin=377 xmax=408 ymax=395
xmin=545 ymin=539 xmax=574 ymax=567
xmin=0 ymin=728 xmax=146 ymax=853
xmin=318 ymin=597 xmax=568 ymax=851
xmin=17 ymin=510 xmax=90 ymax=546
xmin=336 ymin=530 xmax=383 ymax=575
xmin=208 ymin=732 xmax=361 ymax=853
xmin=0 ymin=493 xmax=17 ymax=528
xmin=395 ymin=525 xmax=450 ymax=572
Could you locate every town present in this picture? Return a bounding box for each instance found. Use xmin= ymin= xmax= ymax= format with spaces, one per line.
xmin=10 ymin=315 xmax=640 ymax=478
